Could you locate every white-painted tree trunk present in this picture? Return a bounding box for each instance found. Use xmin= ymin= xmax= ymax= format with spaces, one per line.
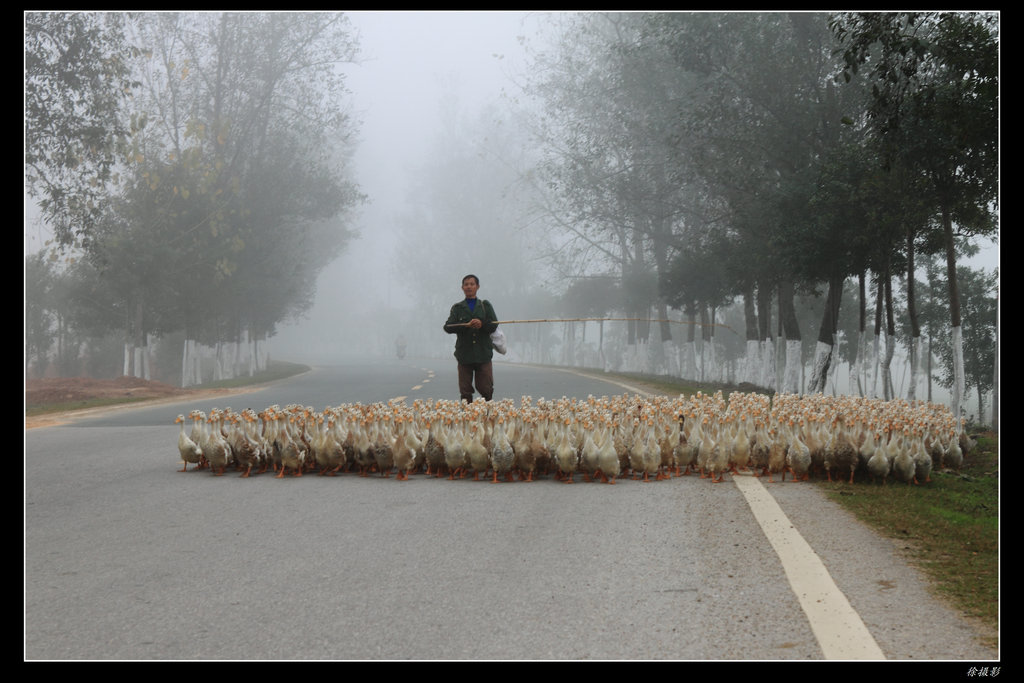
xmin=855 ymin=329 xmax=867 ymax=397
xmin=257 ymin=337 xmax=269 ymax=372
xmin=992 ymin=316 xmax=999 ymax=431
xmin=952 ymin=325 xmax=965 ymax=431
xmin=142 ymin=334 xmax=151 ymax=380
xmin=188 ymin=339 xmax=198 ymax=387
xmin=870 ymin=333 xmax=881 ymax=399
xmin=182 ymin=338 xmax=204 ymax=387
xmin=212 ymin=342 xmax=222 ymax=381
xmin=881 ymin=331 xmax=895 ymax=400
xmin=827 ymin=333 xmax=841 ymax=396
xmin=221 ymin=341 xmax=232 ymax=380
xmin=783 ymin=340 xmax=801 ymax=394
xmin=222 ymin=341 xmax=237 ymax=380
xmin=681 ymin=340 xmax=697 ymax=380
xmin=744 ymin=340 xmax=760 ymax=385
xmin=698 ymin=337 xmax=705 ymax=382
xmin=181 ymin=338 xmax=189 ymax=387
xmin=759 ymin=338 xmax=775 ymax=390
xmin=807 ymin=340 xmax=832 ymax=394
xmin=238 ymin=329 xmax=252 ymax=377
xmin=123 ymin=343 xmax=131 ymax=376
xmin=248 ymin=333 xmax=257 ymax=376
xmin=662 ymin=339 xmax=678 ymax=377
xmin=907 ymin=336 xmax=920 ymax=401
xmin=643 ymin=339 xmax=655 ymax=374
xmin=707 ymin=333 xmax=719 ymax=382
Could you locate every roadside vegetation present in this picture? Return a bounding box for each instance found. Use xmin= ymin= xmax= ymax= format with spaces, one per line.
xmin=816 ymin=429 xmax=998 ymax=648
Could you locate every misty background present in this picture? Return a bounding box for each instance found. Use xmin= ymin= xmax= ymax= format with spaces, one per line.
xmin=25 ymin=11 xmax=998 ymax=422
xmin=268 ymin=11 xmax=542 ymax=363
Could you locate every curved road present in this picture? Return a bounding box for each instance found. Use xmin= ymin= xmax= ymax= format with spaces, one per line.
xmin=24 ymin=357 xmax=996 ymax=660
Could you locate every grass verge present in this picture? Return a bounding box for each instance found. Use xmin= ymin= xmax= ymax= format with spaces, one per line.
xmin=814 ymin=431 xmax=999 ymax=648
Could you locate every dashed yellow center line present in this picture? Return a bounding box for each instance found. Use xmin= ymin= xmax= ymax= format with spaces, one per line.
xmin=732 ymin=472 xmax=886 ymax=660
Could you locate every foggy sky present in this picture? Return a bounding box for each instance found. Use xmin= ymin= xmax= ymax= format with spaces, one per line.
xmin=268 ymin=11 xmax=536 ymax=362
xmin=24 ymin=11 xmax=998 ymax=367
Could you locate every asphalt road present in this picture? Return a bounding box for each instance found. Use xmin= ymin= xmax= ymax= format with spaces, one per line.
xmin=24 ymin=357 xmax=998 ymax=661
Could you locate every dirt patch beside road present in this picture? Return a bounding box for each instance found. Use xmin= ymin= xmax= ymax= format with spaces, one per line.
xmin=25 ymin=376 xmax=255 ymax=429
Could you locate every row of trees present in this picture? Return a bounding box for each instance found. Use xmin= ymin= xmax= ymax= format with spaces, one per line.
xmin=25 ymin=12 xmax=997 ymax=426
xmin=511 ymin=12 xmax=997 ymax=426
xmin=25 ymin=12 xmax=364 ymax=384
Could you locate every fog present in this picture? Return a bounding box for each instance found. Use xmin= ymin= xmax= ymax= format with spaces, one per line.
xmin=267 ymin=11 xmax=539 ymax=364
xmin=25 ymin=11 xmax=998 ymax=422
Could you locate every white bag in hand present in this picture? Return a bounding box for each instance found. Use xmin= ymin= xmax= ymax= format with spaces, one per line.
xmin=490 ymin=329 xmax=507 ymax=354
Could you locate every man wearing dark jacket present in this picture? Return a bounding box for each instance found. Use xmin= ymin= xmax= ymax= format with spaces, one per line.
xmin=443 ymin=274 xmax=498 ymax=403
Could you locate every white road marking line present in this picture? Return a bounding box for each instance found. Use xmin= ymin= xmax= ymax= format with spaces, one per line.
xmin=732 ymin=472 xmax=886 ymax=660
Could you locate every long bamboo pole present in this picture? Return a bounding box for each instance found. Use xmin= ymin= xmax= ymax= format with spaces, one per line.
xmin=448 ymin=317 xmax=739 ymax=335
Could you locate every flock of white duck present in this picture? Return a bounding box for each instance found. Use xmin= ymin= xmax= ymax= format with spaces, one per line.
xmin=175 ymin=391 xmax=971 ymax=485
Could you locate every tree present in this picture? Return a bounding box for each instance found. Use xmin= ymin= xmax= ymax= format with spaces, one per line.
xmin=832 ymin=10 xmax=998 ymax=424
xmin=25 ymin=12 xmax=138 ymax=250
xmin=524 ymin=13 xmax=704 ymax=371
xmin=25 ymin=253 xmax=57 ymax=377
xmin=930 ymin=266 xmax=997 ymax=424
xmin=111 ymin=12 xmax=363 ymax=383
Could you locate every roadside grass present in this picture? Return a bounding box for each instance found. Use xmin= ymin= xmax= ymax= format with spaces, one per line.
xmin=25 ymin=360 xmax=310 ymax=417
xmin=814 ymin=431 xmax=999 ymax=647
xmin=600 ymin=369 xmax=999 ymax=647
xmin=603 ymin=370 xmax=753 ymax=400
xmin=196 ymin=360 xmax=310 ymax=390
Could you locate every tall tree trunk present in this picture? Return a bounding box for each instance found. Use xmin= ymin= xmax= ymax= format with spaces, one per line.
xmin=708 ymin=304 xmax=719 ymax=382
xmin=906 ymin=222 xmax=921 ymax=400
xmin=882 ymin=265 xmax=896 ymax=400
xmin=976 ymin=386 xmax=984 ymax=427
xmin=743 ymin=283 xmax=759 ymax=384
xmin=927 ymin=335 xmax=933 ymax=402
xmin=756 ymin=280 xmax=774 ymax=390
xmin=699 ymin=304 xmax=710 ymax=382
xmin=942 ymin=205 xmax=965 ymax=432
xmin=656 ymin=301 xmax=674 ymax=375
xmin=872 ymin=275 xmax=884 ymax=399
xmin=855 ymin=271 xmax=867 ymax=397
xmin=682 ymin=306 xmax=697 ymax=380
xmin=256 ymin=334 xmax=268 ymax=372
xmin=807 ymin=274 xmax=842 ymax=394
xmin=778 ymin=278 xmax=802 ymax=394
xmin=992 ymin=289 xmax=998 ymax=430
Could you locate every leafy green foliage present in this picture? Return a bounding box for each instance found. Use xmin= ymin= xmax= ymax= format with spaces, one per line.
xmin=26 ymin=12 xmax=366 ymax=381
xmin=25 ymin=12 xmax=138 ymax=248
xmin=929 ymin=266 xmax=997 ymax=397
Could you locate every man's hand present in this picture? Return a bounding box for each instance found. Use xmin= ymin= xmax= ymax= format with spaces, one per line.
xmin=468 ymin=318 xmax=482 ymax=329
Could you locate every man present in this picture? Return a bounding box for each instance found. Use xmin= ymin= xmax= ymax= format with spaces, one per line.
xmin=443 ymin=274 xmax=498 ymax=403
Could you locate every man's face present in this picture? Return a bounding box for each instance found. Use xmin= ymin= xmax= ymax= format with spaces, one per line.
xmin=462 ymin=277 xmax=479 ymax=299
